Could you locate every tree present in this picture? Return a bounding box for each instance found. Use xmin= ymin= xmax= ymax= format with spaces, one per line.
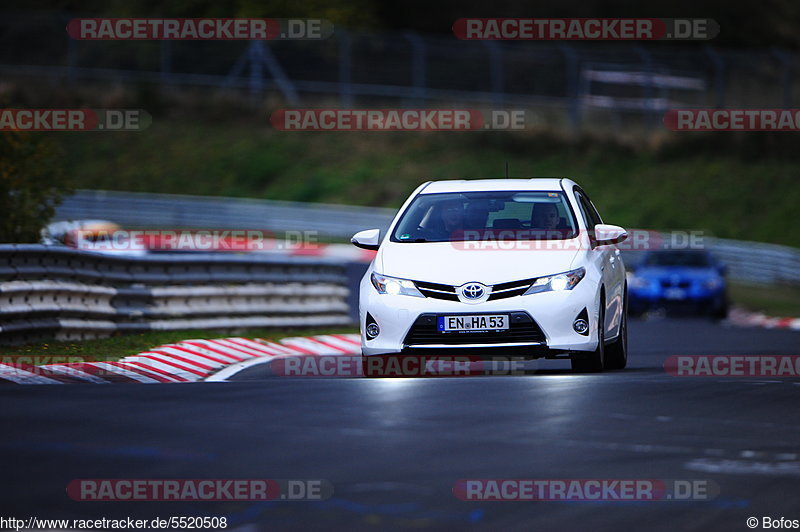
xmin=0 ymin=131 xmax=70 ymax=243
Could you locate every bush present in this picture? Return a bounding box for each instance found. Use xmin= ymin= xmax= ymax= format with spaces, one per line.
xmin=0 ymin=131 xmax=70 ymax=243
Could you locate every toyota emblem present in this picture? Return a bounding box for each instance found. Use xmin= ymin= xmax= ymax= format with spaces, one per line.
xmin=462 ymin=283 xmax=485 ymax=300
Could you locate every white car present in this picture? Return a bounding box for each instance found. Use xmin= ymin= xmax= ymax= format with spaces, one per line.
xmin=41 ymin=220 xmax=148 ymax=256
xmin=351 ymin=178 xmax=629 ymax=372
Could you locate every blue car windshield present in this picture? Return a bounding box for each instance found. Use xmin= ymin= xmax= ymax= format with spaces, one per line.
xmin=390 ymin=191 xmax=578 ymax=243
xmin=644 ymin=251 xmax=712 ymax=267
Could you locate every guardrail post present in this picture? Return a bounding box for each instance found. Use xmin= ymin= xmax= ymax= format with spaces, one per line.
xmin=405 ymin=31 xmax=427 ymax=106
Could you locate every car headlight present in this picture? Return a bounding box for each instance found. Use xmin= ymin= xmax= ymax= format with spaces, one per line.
xmin=370 ymin=272 xmax=424 ymax=297
xmin=629 ymin=275 xmax=650 ymax=289
xmin=704 ymin=277 xmax=723 ymax=290
xmin=523 ymin=267 xmax=586 ymax=295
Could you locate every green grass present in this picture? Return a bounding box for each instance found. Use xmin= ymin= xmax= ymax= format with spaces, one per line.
xmin=0 ymin=327 xmax=357 ymax=364
xmin=729 ymin=282 xmax=800 ymax=317
xmin=55 ymin=118 xmax=800 ymax=248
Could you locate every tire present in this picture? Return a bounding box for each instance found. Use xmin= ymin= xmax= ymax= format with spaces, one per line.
xmin=605 ymin=288 xmax=628 ymax=370
xmin=571 ymin=295 xmax=605 ymax=373
xmin=711 ymin=296 xmax=729 ymax=320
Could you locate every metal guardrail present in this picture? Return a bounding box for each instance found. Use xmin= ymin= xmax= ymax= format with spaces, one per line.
xmin=705 ymin=238 xmax=800 ymax=286
xmin=0 ymin=245 xmax=351 ymax=345
xmin=55 ymin=190 xmax=395 ymax=240
xmin=56 ymin=190 xmax=800 ymax=288
xmin=621 ymin=237 xmax=800 ymax=287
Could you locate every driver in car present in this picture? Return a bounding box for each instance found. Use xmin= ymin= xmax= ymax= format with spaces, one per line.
xmin=531 ymin=202 xmax=560 ymax=230
xmin=440 ymin=200 xmax=466 ymax=234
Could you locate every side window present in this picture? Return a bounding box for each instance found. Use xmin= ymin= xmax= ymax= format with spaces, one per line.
xmin=574 ymin=190 xmax=602 ymax=229
xmin=573 ymin=191 xmax=593 ymax=229
xmin=582 ymin=192 xmax=604 ymax=226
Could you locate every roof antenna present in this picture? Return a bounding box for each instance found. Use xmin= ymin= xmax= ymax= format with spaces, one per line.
xmin=505 ymin=161 xmax=509 ymax=178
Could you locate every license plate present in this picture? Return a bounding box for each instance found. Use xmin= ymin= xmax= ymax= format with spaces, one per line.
xmin=664 ymin=288 xmax=686 ymax=300
xmin=438 ymin=315 xmax=509 ymax=332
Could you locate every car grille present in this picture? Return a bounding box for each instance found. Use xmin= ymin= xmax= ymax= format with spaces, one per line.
xmin=415 ymin=280 xmax=459 ymax=301
xmin=414 ymin=278 xmax=535 ymax=302
xmin=488 ymin=278 xmax=536 ymax=300
xmin=403 ymin=312 xmax=546 ymax=346
xmin=659 ymin=279 xmax=691 ymax=289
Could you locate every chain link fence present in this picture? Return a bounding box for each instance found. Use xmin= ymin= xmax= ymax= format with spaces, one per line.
xmin=1 ymin=12 xmax=799 ymax=129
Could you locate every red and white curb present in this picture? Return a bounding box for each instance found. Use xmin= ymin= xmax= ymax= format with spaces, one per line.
xmin=0 ymin=334 xmax=361 ymax=385
xmin=728 ymin=307 xmax=800 ymax=332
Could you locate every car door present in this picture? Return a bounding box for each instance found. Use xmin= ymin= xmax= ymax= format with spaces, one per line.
xmin=574 ymin=188 xmax=623 ymax=339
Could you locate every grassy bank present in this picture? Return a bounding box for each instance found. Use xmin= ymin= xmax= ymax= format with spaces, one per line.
xmin=55 ymin=118 xmax=800 ymax=248
xmin=0 ymin=327 xmax=355 ymax=363
xmin=729 ymin=283 xmax=800 ymax=317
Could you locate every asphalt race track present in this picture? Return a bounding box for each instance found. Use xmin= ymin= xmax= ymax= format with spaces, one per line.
xmin=2 ymin=318 xmax=799 ymax=531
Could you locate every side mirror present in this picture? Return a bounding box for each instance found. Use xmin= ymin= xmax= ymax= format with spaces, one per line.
xmin=351 ymin=229 xmax=381 ymax=251
xmin=593 ymin=224 xmax=628 ymax=247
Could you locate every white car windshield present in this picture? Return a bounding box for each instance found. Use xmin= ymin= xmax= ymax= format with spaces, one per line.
xmin=391 ymin=191 xmax=578 ymax=243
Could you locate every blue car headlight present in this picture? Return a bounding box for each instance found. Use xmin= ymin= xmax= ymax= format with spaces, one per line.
xmin=524 ymin=267 xmax=586 ymax=295
xmin=703 ymin=277 xmax=723 ymax=290
xmin=629 ymin=275 xmax=650 ymax=289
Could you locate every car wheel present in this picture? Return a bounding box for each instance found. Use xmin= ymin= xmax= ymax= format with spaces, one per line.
xmin=571 ymin=296 xmax=605 ymax=373
xmin=711 ymin=296 xmax=729 ymax=320
xmin=605 ymin=290 xmax=628 ymax=370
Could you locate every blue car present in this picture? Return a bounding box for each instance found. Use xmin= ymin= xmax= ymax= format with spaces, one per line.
xmin=628 ymin=250 xmax=728 ymax=318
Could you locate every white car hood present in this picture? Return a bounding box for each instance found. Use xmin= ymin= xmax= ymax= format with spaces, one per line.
xmin=377 ymin=241 xmax=583 ymax=285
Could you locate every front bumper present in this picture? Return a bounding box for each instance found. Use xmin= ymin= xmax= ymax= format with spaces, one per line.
xmin=629 ymin=285 xmax=725 ymax=312
xmin=360 ymin=274 xmax=600 ymax=356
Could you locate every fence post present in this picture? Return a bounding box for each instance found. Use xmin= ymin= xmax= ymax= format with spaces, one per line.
xmin=771 ymin=48 xmax=792 ymax=108
xmin=338 ymin=30 xmax=353 ymax=107
xmin=67 ymin=33 xmax=77 ymax=84
xmin=559 ymin=44 xmax=581 ymax=130
xmin=160 ymin=40 xmax=172 ymax=85
xmin=405 ymin=31 xmax=427 ymax=106
xmin=255 ymin=41 xmax=300 ymax=106
xmin=482 ymin=41 xmax=505 ymax=107
xmin=248 ymin=41 xmax=265 ymax=107
xmin=704 ymin=47 xmax=726 ymax=108
xmin=634 ymin=45 xmax=658 ymax=127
